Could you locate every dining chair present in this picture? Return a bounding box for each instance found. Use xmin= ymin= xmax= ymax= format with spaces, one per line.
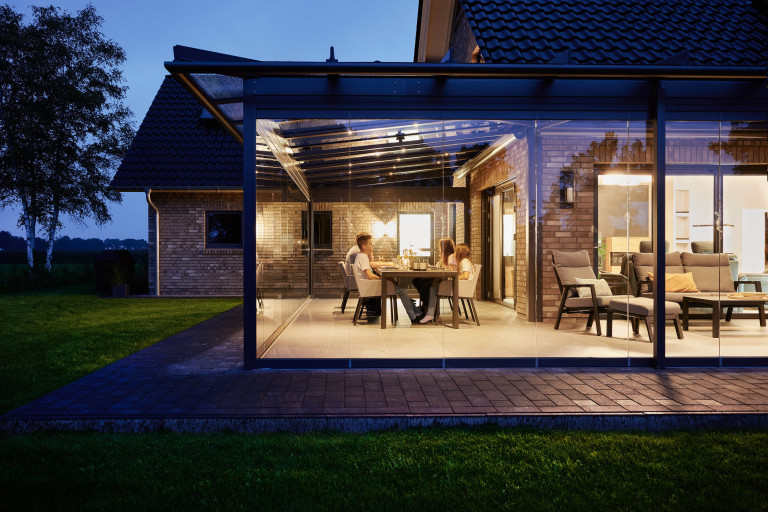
xmin=436 ymin=263 xmax=482 ymax=326
xmin=337 ymin=261 xmax=357 ymax=314
xmin=351 ymin=265 xmax=398 ymax=325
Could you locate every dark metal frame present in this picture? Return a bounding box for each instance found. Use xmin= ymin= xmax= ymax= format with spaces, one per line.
xmin=164 ymin=51 xmax=768 ymax=370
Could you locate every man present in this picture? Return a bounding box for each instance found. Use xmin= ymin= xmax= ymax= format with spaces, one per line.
xmin=344 ymin=232 xmax=393 ymax=275
xmin=353 ymin=234 xmax=424 ymax=324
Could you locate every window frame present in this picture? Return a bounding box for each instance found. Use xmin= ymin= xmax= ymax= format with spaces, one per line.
xmin=205 ymin=211 xmax=244 ymax=249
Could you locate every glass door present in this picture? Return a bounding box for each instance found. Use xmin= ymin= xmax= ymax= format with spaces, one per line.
xmin=486 ymin=182 xmax=516 ymax=306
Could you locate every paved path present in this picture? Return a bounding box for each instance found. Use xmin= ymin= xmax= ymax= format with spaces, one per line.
xmin=2 ymin=306 xmax=768 ymax=433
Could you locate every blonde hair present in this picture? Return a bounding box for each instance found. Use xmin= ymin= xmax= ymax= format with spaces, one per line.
xmin=455 ymin=243 xmax=471 ymax=267
xmin=438 ymin=238 xmax=455 ymax=268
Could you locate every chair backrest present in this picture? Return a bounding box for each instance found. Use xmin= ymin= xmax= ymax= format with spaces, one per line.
xmin=350 ymin=261 xmax=393 ymax=298
xmin=338 ymin=261 xmax=357 ymax=291
xmin=552 ymin=250 xmax=595 ymax=293
xmin=458 ymin=264 xmax=482 ymax=298
xmin=255 ymin=262 xmax=263 ymax=286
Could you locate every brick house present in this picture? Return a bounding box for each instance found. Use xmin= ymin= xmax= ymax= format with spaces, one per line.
xmin=112 ymin=0 xmax=768 ymax=368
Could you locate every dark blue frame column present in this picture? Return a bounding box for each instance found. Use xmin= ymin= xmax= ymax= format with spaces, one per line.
xmin=652 ymin=83 xmax=666 ymax=368
xmin=243 ymin=83 xmax=257 ymax=370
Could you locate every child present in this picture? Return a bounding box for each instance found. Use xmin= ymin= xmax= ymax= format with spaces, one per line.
xmin=454 ymin=243 xmax=475 ymax=281
xmin=419 ymin=238 xmax=461 ymax=324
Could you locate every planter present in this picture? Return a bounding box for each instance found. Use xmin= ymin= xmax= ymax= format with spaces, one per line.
xmin=111 ymin=283 xmax=130 ymax=298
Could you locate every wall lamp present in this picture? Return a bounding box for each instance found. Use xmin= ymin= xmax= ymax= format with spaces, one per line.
xmin=559 ymin=170 xmax=575 ymax=208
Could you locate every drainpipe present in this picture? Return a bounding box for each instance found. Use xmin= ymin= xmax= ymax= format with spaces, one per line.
xmin=145 ymin=188 xmax=160 ymax=295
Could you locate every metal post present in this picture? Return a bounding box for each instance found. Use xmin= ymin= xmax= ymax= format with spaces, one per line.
xmin=243 ymin=83 xmax=257 ymax=369
xmin=652 ymin=83 xmax=667 ymax=367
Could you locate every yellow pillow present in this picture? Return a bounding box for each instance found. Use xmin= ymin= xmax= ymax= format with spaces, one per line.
xmin=647 ymin=272 xmax=699 ymax=293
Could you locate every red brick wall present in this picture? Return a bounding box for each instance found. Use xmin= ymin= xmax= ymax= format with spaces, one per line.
xmin=149 ymin=191 xmax=244 ymax=296
xmin=468 ymin=138 xmax=529 ymax=314
xmin=148 ymin=192 xmax=464 ymax=297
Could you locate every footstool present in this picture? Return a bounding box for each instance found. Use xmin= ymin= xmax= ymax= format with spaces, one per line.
xmin=606 ymin=297 xmax=684 ymax=340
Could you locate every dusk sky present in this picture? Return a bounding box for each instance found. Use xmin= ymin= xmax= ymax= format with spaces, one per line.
xmin=0 ymin=0 xmax=418 ymax=240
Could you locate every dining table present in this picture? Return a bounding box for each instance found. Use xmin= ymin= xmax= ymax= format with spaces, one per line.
xmin=379 ymin=268 xmax=460 ymax=329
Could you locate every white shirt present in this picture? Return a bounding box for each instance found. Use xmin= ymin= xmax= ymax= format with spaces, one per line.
xmin=345 ymin=245 xmax=360 ymax=275
xmin=458 ymin=258 xmax=475 ymax=280
xmin=354 ymin=251 xmax=373 ymax=279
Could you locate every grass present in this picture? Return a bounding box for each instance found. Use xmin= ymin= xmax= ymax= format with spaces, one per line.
xmin=0 ymin=429 xmax=766 ymax=510
xmin=1 ymin=286 xmax=767 ymax=510
xmin=0 ymin=284 xmax=241 ymax=414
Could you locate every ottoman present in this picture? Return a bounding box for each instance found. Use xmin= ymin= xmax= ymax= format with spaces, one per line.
xmin=606 ymin=297 xmax=684 ymax=341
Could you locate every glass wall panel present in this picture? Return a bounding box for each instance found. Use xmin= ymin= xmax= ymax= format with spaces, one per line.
xmin=665 ymin=121 xmax=720 ymax=357
xmin=254 ymin=132 xmax=310 ymax=358
xmin=666 ymin=120 xmax=768 ymax=359
xmin=538 ymin=120 xmax=654 ymax=359
xmin=720 ymin=121 xmax=768 ymax=357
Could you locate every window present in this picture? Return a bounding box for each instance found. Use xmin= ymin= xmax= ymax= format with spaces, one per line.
xmin=206 ymin=212 xmax=243 ymax=248
xmin=302 ymin=211 xmax=332 ymax=249
xmin=398 ymin=213 xmax=433 ymax=258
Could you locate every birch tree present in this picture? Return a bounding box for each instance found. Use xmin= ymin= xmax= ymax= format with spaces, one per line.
xmin=0 ymin=4 xmax=133 ymax=272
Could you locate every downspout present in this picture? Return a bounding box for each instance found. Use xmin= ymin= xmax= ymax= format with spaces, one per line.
xmin=145 ymin=188 xmax=160 ymax=296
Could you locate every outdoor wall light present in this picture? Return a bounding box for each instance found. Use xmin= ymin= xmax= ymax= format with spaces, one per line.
xmin=560 ymin=169 xmax=575 ymax=208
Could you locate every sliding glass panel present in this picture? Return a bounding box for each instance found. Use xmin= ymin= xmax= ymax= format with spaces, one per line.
xmin=537 ymin=120 xmax=653 ymax=359
xmin=720 ymin=121 xmax=768 ymax=357
xmin=665 ymin=121 xmax=720 ymax=358
xmin=254 ymin=131 xmax=310 ymax=358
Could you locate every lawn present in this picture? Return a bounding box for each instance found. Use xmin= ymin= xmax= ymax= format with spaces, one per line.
xmin=0 ymin=429 xmax=766 ymax=510
xmin=1 ymin=286 xmax=767 ymax=510
xmin=0 ymin=284 xmax=241 ymax=414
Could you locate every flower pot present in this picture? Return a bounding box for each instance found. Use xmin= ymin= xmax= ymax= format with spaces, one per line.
xmin=112 ymin=283 xmax=130 ymax=298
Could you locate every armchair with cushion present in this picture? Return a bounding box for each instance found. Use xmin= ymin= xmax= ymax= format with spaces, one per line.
xmin=552 ymin=250 xmax=632 ymax=336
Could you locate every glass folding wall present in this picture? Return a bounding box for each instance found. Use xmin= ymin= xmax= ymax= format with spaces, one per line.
xmin=251 ymin=115 xmax=671 ymax=362
xmin=666 ymin=121 xmax=768 ymax=359
xmin=536 ymin=120 xmax=656 ymax=359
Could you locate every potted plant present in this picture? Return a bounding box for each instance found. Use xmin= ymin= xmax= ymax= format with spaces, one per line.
xmin=110 ymin=264 xmax=132 ymax=298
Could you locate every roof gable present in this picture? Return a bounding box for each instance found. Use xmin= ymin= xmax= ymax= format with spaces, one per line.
xmin=111 ymin=76 xmax=242 ymax=190
xmin=460 ymin=0 xmax=768 ymax=66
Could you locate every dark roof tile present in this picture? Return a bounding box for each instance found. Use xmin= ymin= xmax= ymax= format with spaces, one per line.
xmin=111 ymin=76 xmax=242 ymax=189
xmin=460 ymin=0 xmax=768 ymax=66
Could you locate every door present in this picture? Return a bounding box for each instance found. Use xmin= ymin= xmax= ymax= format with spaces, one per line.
xmin=486 ymin=182 xmax=517 ymax=306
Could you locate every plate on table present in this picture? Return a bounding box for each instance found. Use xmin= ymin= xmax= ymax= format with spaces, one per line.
xmin=379 ymin=266 xmax=398 ymax=270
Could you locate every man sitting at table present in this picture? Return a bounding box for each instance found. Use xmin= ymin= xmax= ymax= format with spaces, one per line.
xmin=345 ymin=232 xmax=393 ymax=274
xmin=353 ymin=234 xmax=425 ymax=324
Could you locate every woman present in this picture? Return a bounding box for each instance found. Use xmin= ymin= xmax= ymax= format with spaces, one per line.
xmin=419 ymin=238 xmax=459 ymax=324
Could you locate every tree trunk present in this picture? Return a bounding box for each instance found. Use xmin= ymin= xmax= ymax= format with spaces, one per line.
xmin=45 ymin=207 xmax=58 ymax=272
xmin=22 ymin=210 xmax=35 ymax=273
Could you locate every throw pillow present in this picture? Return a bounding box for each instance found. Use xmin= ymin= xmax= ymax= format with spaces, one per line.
xmin=573 ymin=278 xmax=613 ymax=297
xmin=647 ymin=272 xmax=699 ymax=293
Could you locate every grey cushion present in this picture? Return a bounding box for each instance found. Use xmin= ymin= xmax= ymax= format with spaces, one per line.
xmin=608 ymin=297 xmax=681 ymax=316
xmin=574 ymin=278 xmax=612 ymax=297
xmin=553 ymin=250 xmax=591 ymax=268
xmin=564 ymin=295 xmax=633 ymax=308
xmin=664 ymin=291 xmax=721 ymax=302
xmin=554 ymin=250 xmax=595 ymax=297
xmin=691 ymin=241 xmax=714 ymax=253
xmin=632 ymin=252 xmax=684 ymax=282
xmin=681 ymin=253 xmax=735 ymax=292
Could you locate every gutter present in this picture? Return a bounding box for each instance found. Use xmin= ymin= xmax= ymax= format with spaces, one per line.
xmin=145 ymin=188 xmax=161 ymax=296
xmin=164 ymin=60 xmax=768 ymax=80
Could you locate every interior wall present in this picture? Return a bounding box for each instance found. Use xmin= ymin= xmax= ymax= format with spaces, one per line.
xmin=312 ymin=200 xmax=465 ymax=297
xmin=468 ymin=138 xmax=529 ymax=318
